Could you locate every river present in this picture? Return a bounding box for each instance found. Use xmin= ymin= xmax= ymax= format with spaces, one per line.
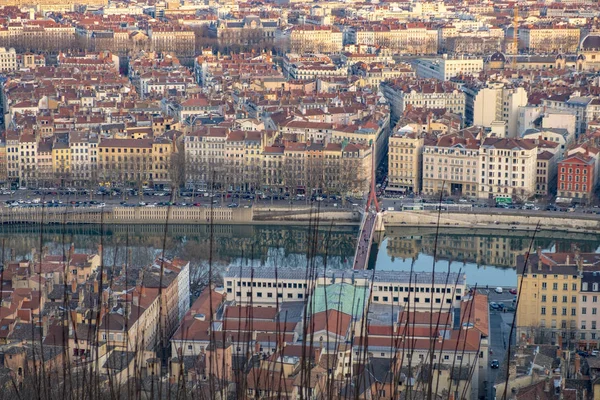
xmin=0 ymin=223 xmax=597 ymax=287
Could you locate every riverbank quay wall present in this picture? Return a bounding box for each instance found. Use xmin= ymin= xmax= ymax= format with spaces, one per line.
xmin=0 ymin=206 xmax=254 ymax=224
xmin=385 ymin=210 xmax=600 ymax=232
xmin=0 ymin=206 xmax=361 ymax=225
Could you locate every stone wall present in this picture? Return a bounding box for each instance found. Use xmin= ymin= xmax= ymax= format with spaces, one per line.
xmin=384 ymin=210 xmax=600 ymax=231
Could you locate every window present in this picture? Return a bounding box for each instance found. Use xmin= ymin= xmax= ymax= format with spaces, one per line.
xmin=562 ymin=308 xmax=567 ymax=316
xmin=542 ymin=282 xmax=547 ymax=290
xmin=563 ymin=284 xmax=568 ymax=291
xmin=552 ymin=307 xmax=557 ymax=315
xmin=541 ymin=307 xmax=546 ymax=315
xmin=552 ymin=296 xmax=557 ymax=303
xmin=583 ymin=307 xmax=587 ymax=315
xmin=572 ymin=308 xmax=576 ymax=316
xmin=542 ymin=295 xmax=547 ymax=302
xmin=562 ymin=296 xmax=567 ymax=303
xmin=553 ymin=283 xmax=558 ymax=290
xmin=593 ymin=308 xmax=597 ymax=315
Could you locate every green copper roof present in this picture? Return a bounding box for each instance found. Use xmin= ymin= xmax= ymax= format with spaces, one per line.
xmin=309 ymin=282 xmax=368 ymax=318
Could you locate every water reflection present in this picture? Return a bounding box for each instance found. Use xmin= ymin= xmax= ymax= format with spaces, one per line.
xmin=377 ymin=227 xmax=600 ymax=286
xmin=0 ymin=224 xmax=598 ymax=288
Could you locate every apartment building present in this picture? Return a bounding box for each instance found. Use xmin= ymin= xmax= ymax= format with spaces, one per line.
xmin=557 ymin=153 xmax=596 ymax=202
xmin=98 ymin=138 xmax=175 ymax=188
xmin=148 ymin=26 xmax=195 ymax=57
xmin=516 ymin=249 xmax=586 ymax=345
xmin=0 ymin=47 xmax=17 ymax=72
xmin=381 ymin=79 xmax=466 ymax=122
xmin=387 ymin=129 xmax=425 ymax=194
xmin=519 ymin=25 xmax=580 ymax=53
xmin=288 ymin=25 xmax=343 ymax=53
xmin=422 ymin=132 xmax=480 ymax=198
xmin=478 ymin=138 xmax=538 ymax=201
xmin=578 ymin=270 xmax=600 ymax=349
xmin=345 ymin=22 xmax=438 ymax=54
xmin=415 ymin=56 xmax=483 ymax=81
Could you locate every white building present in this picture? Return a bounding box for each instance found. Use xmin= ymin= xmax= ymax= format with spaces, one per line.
xmin=0 ymin=47 xmax=17 ymax=72
xmin=478 ymin=137 xmax=538 ymax=201
xmin=464 ymin=83 xmax=528 ymax=138
xmin=415 ymin=56 xmax=483 ymax=81
xmin=222 ymin=267 xmax=466 ymax=312
xmin=381 ymin=79 xmax=466 ymax=120
xmin=517 ymin=106 xmax=544 ymax=137
xmin=542 ymin=111 xmax=577 ymax=139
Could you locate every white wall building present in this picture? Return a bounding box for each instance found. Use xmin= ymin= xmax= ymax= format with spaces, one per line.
xmin=0 ymin=47 xmax=17 ymax=72
xmin=465 ymin=83 xmax=528 ymax=138
xmin=415 ymin=56 xmax=483 ymax=81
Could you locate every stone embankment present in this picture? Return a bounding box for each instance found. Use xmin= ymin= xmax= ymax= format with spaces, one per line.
xmin=384 ymin=210 xmax=600 ymax=233
xmin=0 ymin=206 xmax=361 ymax=225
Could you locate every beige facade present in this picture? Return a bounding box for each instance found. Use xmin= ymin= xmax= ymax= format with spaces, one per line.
xmin=0 ymin=47 xmax=17 ymax=72
xmin=387 ymin=130 xmax=424 ymax=194
xmin=422 ymin=133 xmax=480 ymax=197
xmin=519 ymin=26 xmax=580 ymax=53
xmin=288 ymin=26 xmax=343 ymax=53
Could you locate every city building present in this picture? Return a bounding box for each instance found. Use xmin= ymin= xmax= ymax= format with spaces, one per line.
xmin=222 ymin=267 xmax=466 ymax=312
xmin=478 ymin=138 xmax=539 ymax=201
xmin=0 ymin=47 xmax=17 ymax=72
xmin=519 ymin=24 xmax=580 ymax=53
xmin=381 ymin=79 xmax=466 ymax=121
xmin=415 ymin=56 xmax=483 ymax=81
xmin=422 ymin=131 xmax=480 ymax=198
xmin=516 ymin=249 xmax=584 ymax=343
xmin=387 ymin=129 xmax=426 ymax=194
xmin=463 ymin=82 xmax=528 ymax=137
xmin=557 ymin=153 xmax=596 ymax=203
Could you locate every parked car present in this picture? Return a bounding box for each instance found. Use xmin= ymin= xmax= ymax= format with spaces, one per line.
xmin=509 ymin=288 xmax=517 ymax=295
xmin=490 ymin=360 xmax=500 ymax=369
xmin=489 ymin=302 xmax=500 ymax=310
xmin=495 ymin=287 xmax=503 ymax=294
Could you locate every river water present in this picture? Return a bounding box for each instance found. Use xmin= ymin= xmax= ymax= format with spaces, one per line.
xmin=0 ymin=224 xmax=597 ymax=287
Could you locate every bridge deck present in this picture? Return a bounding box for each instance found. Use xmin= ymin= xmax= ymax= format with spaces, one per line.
xmin=353 ymin=212 xmax=377 ymax=270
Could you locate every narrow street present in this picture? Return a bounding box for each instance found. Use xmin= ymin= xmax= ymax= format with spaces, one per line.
xmin=488 ymin=310 xmax=517 ymax=400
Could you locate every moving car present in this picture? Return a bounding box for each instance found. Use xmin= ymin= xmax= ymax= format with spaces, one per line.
xmin=509 ymin=288 xmax=517 ymax=295
xmin=490 ymin=360 xmax=500 ymax=369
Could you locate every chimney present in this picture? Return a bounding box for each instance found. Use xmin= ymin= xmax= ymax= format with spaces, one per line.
xmin=575 ymin=354 xmax=581 ymax=376
xmin=566 ymin=254 xmax=570 ymax=265
xmin=537 ymin=246 xmax=543 ymax=271
xmin=315 ymin=347 xmax=322 ymax=363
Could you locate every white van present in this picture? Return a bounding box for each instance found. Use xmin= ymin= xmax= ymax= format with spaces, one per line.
xmin=495 ymin=287 xmax=503 ymax=294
